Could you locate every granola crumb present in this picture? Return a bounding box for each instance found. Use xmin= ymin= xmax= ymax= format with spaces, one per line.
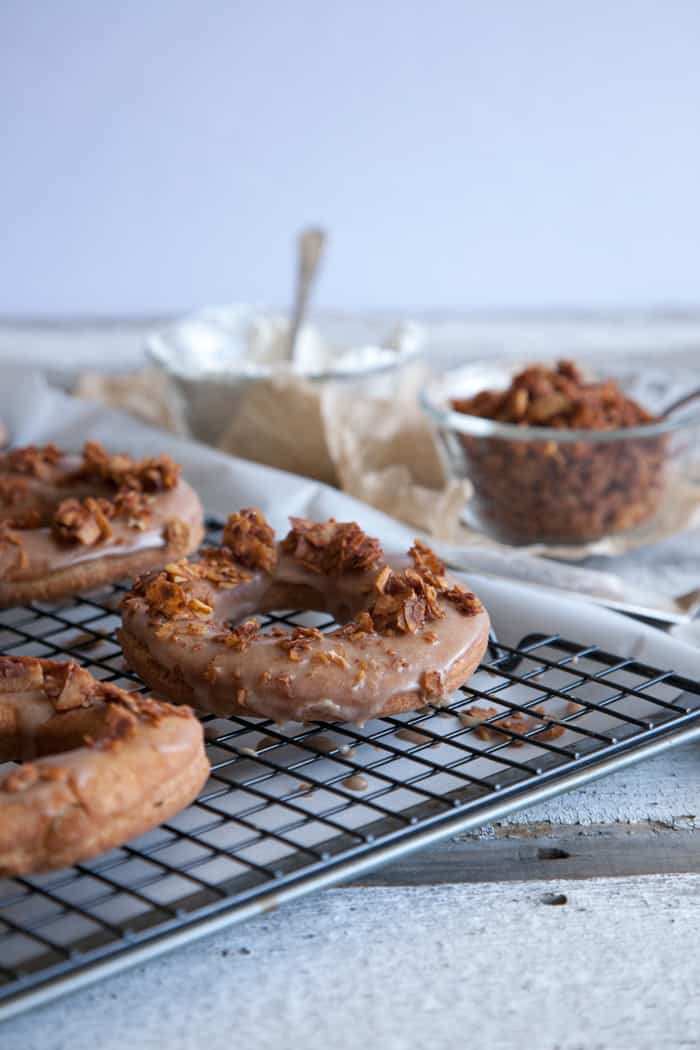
xmin=281 ymin=517 xmax=383 ymax=575
xmin=223 ymin=508 xmax=276 ymax=572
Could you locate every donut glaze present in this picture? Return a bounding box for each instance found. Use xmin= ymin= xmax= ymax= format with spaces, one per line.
xmin=0 ymin=442 xmax=204 ymax=606
xmin=119 ymin=511 xmax=490 ymax=724
xmin=0 ymin=656 xmax=209 ymax=875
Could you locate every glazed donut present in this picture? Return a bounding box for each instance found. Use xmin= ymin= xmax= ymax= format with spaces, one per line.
xmin=0 ymin=656 xmax=209 ymax=875
xmin=0 ymin=442 xmax=204 ymax=607
xmin=119 ymin=510 xmax=490 ymax=723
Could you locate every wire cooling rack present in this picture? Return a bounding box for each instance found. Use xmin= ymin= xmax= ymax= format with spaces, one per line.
xmin=2 ymin=519 xmax=700 ymax=1020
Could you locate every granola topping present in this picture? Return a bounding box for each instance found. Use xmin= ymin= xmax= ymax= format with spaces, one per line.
xmin=420 ymin=669 xmax=445 ymax=699
xmin=409 ymin=540 xmax=448 ymax=585
xmin=281 ymin=517 xmax=383 ymax=575
xmin=459 ymin=704 xmax=567 ymax=745
xmin=0 ymin=524 xmax=28 ymax=570
xmin=53 ymin=662 xmax=96 ymax=711
xmin=52 ymin=497 xmax=114 ymax=546
xmin=223 ymin=508 xmax=276 ymax=572
xmin=79 ymin=441 xmax=180 ymax=492
xmin=453 ymin=360 xmax=658 ymax=430
xmin=369 ymin=568 xmax=435 ymax=634
xmin=451 ymin=360 xmax=667 ymax=545
xmin=143 ymin=575 xmax=188 ymax=617
xmin=221 ymin=620 xmax=260 ymax=651
xmin=120 ymin=513 xmax=489 ymax=726
xmin=444 ymin=585 xmax=483 ymax=616
xmin=1 ymin=444 xmax=62 ymax=479
xmin=276 ymin=625 xmax=323 ymax=661
xmin=0 ymin=442 xmax=202 ymax=604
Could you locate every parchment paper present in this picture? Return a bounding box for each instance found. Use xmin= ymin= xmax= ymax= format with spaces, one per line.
xmin=2 ymin=361 xmax=699 ymax=665
xmin=75 ymin=363 xmax=700 ymax=563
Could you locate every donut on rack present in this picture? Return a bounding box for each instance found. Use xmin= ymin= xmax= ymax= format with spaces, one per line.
xmin=0 ymin=656 xmax=209 ymax=875
xmin=0 ymin=442 xmax=204 ymax=607
xmin=119 ymin=510 xmax=490 ymax=724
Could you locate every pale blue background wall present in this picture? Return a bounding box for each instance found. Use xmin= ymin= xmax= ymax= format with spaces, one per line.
xmin=1 ymin=0 xmax=699 ymax=316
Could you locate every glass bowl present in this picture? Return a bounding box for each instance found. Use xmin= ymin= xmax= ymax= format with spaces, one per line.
xmin=421 ymin=359 xmax=700 ymax=547
xmin=147 ymin=304 xmax=423 ymax=447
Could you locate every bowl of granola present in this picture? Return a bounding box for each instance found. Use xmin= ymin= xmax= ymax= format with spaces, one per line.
xmin=422 ymin=358 xmax=700 ymax=547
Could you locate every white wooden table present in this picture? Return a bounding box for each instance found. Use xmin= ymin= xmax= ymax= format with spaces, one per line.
xmin=1 ymin=318 xmax=699 ymax=1049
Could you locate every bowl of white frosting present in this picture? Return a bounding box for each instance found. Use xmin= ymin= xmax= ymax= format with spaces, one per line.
xmin=147 ymin=304 xmax=424 ymax=450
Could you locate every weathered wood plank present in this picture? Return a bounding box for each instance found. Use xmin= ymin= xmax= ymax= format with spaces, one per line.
xmin=495 ymin=741 xmax=700 ymax=828
xmin=345 ymin=823 xmax=700 ymax=886
xmin=5 ymin=875 xmax=700 ymax=1050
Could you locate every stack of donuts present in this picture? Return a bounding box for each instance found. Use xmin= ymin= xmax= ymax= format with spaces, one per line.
xmin=0 ymin=441 xmax=489 ymax=876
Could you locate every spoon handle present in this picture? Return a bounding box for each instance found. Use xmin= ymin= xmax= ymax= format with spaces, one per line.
xmin=661 ymin=384 xmax=700 ymax=420
xmin=288 ymin=226 xmax=326 ymax=363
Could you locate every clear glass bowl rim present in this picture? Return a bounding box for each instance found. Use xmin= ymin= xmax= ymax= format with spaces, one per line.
xmin=421 ymin=362 xmax=700 ymax=445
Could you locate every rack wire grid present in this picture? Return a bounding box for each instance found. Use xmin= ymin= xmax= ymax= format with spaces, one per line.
xmin=2 ymin=518 xmax=700 ymax=1020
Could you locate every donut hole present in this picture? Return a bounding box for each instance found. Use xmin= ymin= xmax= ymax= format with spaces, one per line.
xmin=223 ymin=579 xmax=371 ymax=635
xmin=256 ymin=610 xmax=334 ymax=632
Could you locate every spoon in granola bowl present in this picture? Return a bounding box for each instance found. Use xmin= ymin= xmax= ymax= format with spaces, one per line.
xmin=660 ymin=385 xmax=700 ymax=420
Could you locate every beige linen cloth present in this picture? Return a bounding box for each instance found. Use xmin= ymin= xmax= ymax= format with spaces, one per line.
xmin=75 ymin=366 xmax=700 ymax=559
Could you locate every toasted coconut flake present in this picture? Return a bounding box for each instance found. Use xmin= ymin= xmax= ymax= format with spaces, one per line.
xmin=492 ymin=713 xmax=531 ymax=746
xmin=458 ymin=704 xmax=500 ymax=738
xmin=80 ymin=441 xmax=180 ymax=492
xmin=368 ymin=567 xmax=445 ymax=635
xmin=409 ymin=539 xmax=446 ymax=578
xmin=164 ymin=517 xmax=190 ymax=550
xmin=530 ymin=705 xmax=566 ymax=740
xmin=282 ymin=517 xmax=383 ymax=576
xmin=223 ymin=620 xmax=260 ymax=651
xmin=223 ymin=508 xmax=276 ymax=572
xmin=53 ymin=662 xmax=95 ymax=711
xmin=459 ymin=704 xmax=533 ymax=745
xmin=1 ymin=444 xmax=61 ymax=479
xmin=339 ymin=610 xmax=375 ymax=640
xmin=374 ymin=565 xmax=392 ymax=594
xmin=143 ymin=574 xmax=188 ymax=617
xmin=420 ymin=669 xmax=445 ymax=699
xmin=275 ymin=673 xmax=293 ymax=696
xmin=196 ymin=547 xmax=252 ymax=588
xmin=112 ymin=487 xmax=152 ymax=529
xmin=444 ymin=585 xmax=483 ymax=616
xmin=276 ymin=625 xmax=323 ymax=662
xmin=52 ymin=497 xmax=114 ymax=546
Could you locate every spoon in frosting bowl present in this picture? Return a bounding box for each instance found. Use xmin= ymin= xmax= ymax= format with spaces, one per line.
xmin=287 ymin=226 xmax=326 ymax=364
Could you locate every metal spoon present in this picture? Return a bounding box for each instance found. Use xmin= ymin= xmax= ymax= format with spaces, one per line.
xmin=660 ymin=385 xmax=700 ymax=420
xmin=287 ymin=226 xmax=326 ymax=363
